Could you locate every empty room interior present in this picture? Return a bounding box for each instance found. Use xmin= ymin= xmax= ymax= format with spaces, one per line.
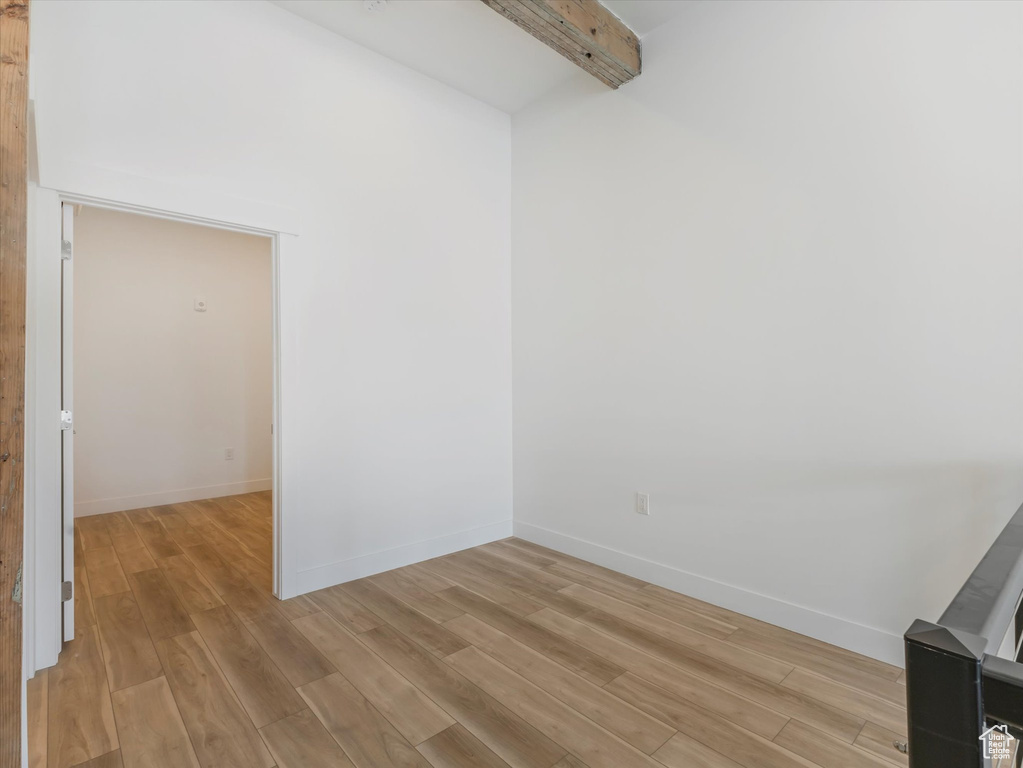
xmin=3 ymin=1 xmax=1022 ymax=767
xmin=72 ymin=206 xmax=275 ymax=577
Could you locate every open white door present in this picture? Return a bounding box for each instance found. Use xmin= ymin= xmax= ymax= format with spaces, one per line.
xmin=61 ymin=202 xmax=75 ymax=641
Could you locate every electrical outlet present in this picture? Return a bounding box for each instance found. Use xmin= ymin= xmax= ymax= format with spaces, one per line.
xmin=636 ymin=492 xmax=650 ymax=516
xmin=224 ymin=447 xmax=235 ymax=461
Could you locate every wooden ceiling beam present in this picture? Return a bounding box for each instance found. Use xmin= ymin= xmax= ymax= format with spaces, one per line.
xmin=480 ymin=0 xmax=641 ymax=89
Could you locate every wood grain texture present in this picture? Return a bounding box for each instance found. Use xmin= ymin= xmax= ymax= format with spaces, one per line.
xmin=69 ymin=752 xmax=122 ymax=768
xmin=447 ymin=549 xmax=591 ymax=618
xmin=0 ymin=4 xmax=29 ymax=759
xmin=480 ymin=540 xmax=557 ymax=569
xmin=297 ymin=673 xmax=432 ymax=768
xmin=774 ymin=720 xmax=894 ymax=768
xmin=456 ymin=548 xmax=573 ymax=595
xmin=47 ymin=626 xmax=119 ymax=768
xmin=86 ymin=564 xmax=130 ymax=600
xmin=126 ymin=569 xmax=194 ymax=641
xmin=190 ymin=604 xmax=304 ymax=728
xmin=416 ymin=724 xmax=512 ymax=768
xmin=273 ymin=593 xmax=319 ymax=621
xmin=31 ymin=504 xmax=906 ymax=768
xmin=155 ymin=631 xmax=274 ymax=768
xmin=652 ymin=732 xmax=743 ymax=768
xmin=369 ymin=569 xmax=465 ymax=623
xmin=109 ymin=677 xmax=200 ymax=768
xmin=446 ymin=646 xmax=664 ymax=768
xmin=157 ymin=555 xmax=222 ymax=613
xmin=557 ymin=568 xmax=737 ymax=639
xmin=359 ymin=623 xmax=566 ymax=768
xmin=219 ymin=584 xmax=276 ymax=623
xmin=293 ymin=611 xmax=453 ymax=745
xmin=93 ymin=593 xmax=163 ymax=691
xmin=854 ymin=722 xmax=908 ymax=766
xmin=84 ymin=547 xmax=119 ymax=571
xmin=731 ymin=628 xmax=905 ymax=702
xmin=74 ymin=529 xmax=86 ymax=571
xmin=541 ymin=561 xmax=647 ymax=602
xmin=420 ymin=557 xmax=545 ymax=617
xmin=505 ymin=539 xmax=648 ymax=591
xmin=113 ymin=548 xmax=156 ymax=576
xmin=240 ymin=604 xmax=335 ymax=687
xmin=438 ymin=586 xmax=624 ymax=685
xmin=180 ymin=544 xmax=250 ymax=595
xmin=574 ymin=608 xmax=864 ymax=741
xmin=27 ymin=670 xmax=47 ymax=768
xmin=258 ymin=709 xmax=356 ymax=768
xmin=781 ymin=669 xmax=907 ymax=737
xmin=234 ymin=557 xmax=272 ymax=593
xmin=77 ymin=518 xmax=112 ymax=552
xmin=132 ymin=522 xmax=181 ymax=560
xmin=478 ymin=0 xmax=640 ymax=88
xmin=307 ymin=583 xmax=383 ymax=633
xmin=104 ymin=514 xmax=144 ymax=555
xmin=445 ymin=614 xmax=674 ymax=753
xmin=526 ymin=609 xmax=787 ymax=740
xmin=608 ymin=675 xmax=817 ymax=768
xmin=401 ymin=562 xmax=456 ymax=594
xmin=74 ymin=567 xmax=96 ymax=633
xmin=642 ymin=583 xmax=901 ymax=682
xmin=566 ymin=585 xmax=791 ymax=679
xmin=341 ymin=577 xmax=469 ymax=658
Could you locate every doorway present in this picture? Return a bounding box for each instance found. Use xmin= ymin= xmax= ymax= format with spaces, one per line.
xmin=58 ymin=201 xmax=281 ymax=641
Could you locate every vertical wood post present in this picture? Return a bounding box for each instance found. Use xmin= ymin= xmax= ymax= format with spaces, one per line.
xmin=0 ymin=0 xmax=29 ymax=765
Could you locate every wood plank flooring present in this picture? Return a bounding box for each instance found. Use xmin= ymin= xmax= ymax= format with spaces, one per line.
xmin=29 ymin=492 xmax=908 ymax=768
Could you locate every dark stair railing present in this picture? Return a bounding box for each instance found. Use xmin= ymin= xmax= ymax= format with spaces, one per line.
xmin=905 ymin=500 xmax=1023 ymax=766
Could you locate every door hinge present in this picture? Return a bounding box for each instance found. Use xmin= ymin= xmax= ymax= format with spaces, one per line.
xmin=12 ymin=564 xmax=23 ymax=604
xmin=61 ymin=239 xmax=72 ymax=261
xmin=61 ymin=410 xmax=73 ymax=430
xmin=61 ymin=580 xmax=73 ymax=602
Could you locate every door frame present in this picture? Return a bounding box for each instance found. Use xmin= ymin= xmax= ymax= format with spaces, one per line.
xmin=28 ymin=177 xmax=294 ymax=673
xmin=60 ymin=202 xmax=74 ymax=641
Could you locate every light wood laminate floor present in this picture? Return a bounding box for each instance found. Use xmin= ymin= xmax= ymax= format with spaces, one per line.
xmin=28 ymin=493 xmax=909 ymax=768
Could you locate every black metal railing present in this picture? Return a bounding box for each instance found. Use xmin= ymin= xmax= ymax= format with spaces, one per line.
xmin=905 ymin=500 xmax=1023 ymax=766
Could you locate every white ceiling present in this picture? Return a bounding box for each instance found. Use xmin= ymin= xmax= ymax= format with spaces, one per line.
xmin=270 ymin=0 xmax=692 ymax=113
xmin=602 ymin=0 xmax=693 ymax=36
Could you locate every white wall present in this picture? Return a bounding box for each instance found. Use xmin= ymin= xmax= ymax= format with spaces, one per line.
xmin=511 ymin=0 xmax=1023 ymax=664
xmin=31 ymin=0 xmax=1020 ymax=670
xmin=29 ymin=0 xmax=512 ymax=598
xmin=73 ymin=207 xmax=273 ymax=516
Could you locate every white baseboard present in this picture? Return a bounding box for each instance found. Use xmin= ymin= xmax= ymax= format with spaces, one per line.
xmin=513 ymin=521 xmax=904 ymax=667
xmin=290 ymin=519 xmax=514 ymax=598
xmin=75 ymin=479 xmax=272 ymax=517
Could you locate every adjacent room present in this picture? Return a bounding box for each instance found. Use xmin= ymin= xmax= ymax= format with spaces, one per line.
xmin=73 ymin=207 xmax=273 ymax=517
xmin=2 ymin=1 xmax=1021 ymax=767
xmin=66 ymin=204 xmax=276 ymax=642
